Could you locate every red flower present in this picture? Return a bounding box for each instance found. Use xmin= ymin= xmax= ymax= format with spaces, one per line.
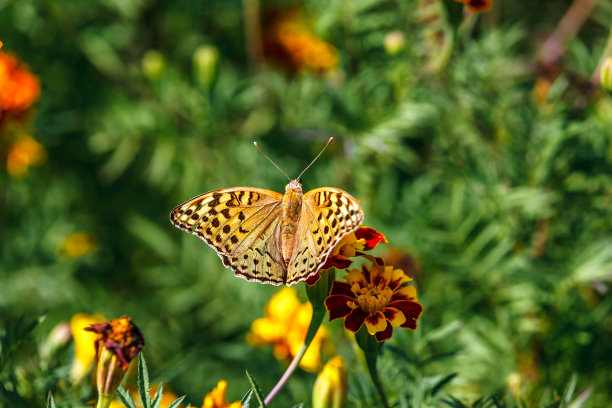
xmin=325 ymin=256 xmax=422 ymax=342
xmin=455 ymin=0 xmax=493 ymax=13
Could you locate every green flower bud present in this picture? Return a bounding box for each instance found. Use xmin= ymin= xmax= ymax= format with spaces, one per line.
xmin=141 ymin=50 xmax=166 ymax=81
xmin=384 ymin=31 xmax=405 ymax=56
xmin=601 ymin=57 xmax=612 ymax=93
xmin=312 ymin=356 xmax=348 ymax=408
xmin=193 ymin=45 xmax=219 ymax=87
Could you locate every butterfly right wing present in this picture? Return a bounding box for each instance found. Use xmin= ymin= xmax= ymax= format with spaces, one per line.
xmin=170 ymin=187 xmax=286 ymax=285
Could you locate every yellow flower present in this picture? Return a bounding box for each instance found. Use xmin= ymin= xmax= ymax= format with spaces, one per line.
xmin=59 ymin=232 xmax=99 ymax=258
xmin=70 ymin=313 xmax=106 ymax=384
xmin=312 ymin=356 xmax=348 ymax=408
xmin=6 ymin=135 xmax=46 ymax=178
xmin=201 ymin=380 xmax=242 ymax=408
xmin=248 ymin=287 xmax=332 ymax=372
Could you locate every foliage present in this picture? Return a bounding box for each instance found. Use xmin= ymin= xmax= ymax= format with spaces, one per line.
xmin=1 ymin=0 xmax=612 ymax=407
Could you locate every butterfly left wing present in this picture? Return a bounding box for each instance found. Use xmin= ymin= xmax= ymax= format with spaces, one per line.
xmin=170 ymin=187 xmax=287 ymax=285
xmin=285 ymin=187 xmax=364 ymax=285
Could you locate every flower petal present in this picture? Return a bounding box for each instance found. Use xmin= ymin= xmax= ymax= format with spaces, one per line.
xmin=346 ymin=269 xmax=368 ymax=286
xmin=374 ymin=321 xmax=393 ymax=342
xmin=322 ymin=254 xmax=353 ymax=270
xmin=383 ymin=307 xmax=406 ymax=328
xmin=364 ymin=311 xmax=387 ymax=334
xmin=305 ymin=273 xmax=321 ymax=286
xmin=344 ymin=308 xmax=367 ymax=333
xmin=355 ymin=227 xmax=387 ymax=250
xmin=329 ymin=281 xmax=353 ymax=297
xmin=391 ymin=285 xmax=418 ymax=302
xmin=390 ymin=300 xmax=423 ymax=322
xmin=325 ymin=295 xmax=355 ymax=321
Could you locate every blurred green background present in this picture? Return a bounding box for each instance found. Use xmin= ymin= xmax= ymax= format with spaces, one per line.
xmin=1 ymin=0 xmax=612 ymax=406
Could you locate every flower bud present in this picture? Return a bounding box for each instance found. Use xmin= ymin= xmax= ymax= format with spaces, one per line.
xmin=312 ymin=356 xmax=348 ymax=408
xmin=601 ymin=57 xmax=612 ymax=93
xmin=384 ymin=31 xmax=405 ymax=56
xmin=141 ymin=50 xmax=166 ymax=81
xmin=193 ymin=45 xmax=219 ymax=87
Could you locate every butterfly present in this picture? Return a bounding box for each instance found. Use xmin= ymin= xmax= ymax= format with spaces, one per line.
xmin=170 ymin=138 xmax=364 ymax=286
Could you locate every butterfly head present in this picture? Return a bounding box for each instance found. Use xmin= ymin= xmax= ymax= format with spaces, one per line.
xmin=286 ymin=179 xmax=303 ymax=192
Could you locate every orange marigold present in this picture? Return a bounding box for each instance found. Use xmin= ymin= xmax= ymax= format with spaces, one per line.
xmin=6 ymin=135 xmax=46 ymax=178
xmin=262 ymin=7 xmax=338 ymax=74
xmin=201 ymin=380 xmax=242 ymax=408
xmin=0 ymin=51 xmax=40 ymax=120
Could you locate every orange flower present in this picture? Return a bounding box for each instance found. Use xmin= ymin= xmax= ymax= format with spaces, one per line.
xmin=325 ymin=256 xmax=422 ymax=342
xmin=248 ymin=287 xmax=331 ymax=372
xmin=263 ymin=7 xmax=338 ymax=74
xmin=6 ymin=135 xmax=46 ymax=178
xmin=109 ymin=384 xmax=185 ymax=408
xmin=0 ymin=51 xmax=40 ymax=119
xmin=201 ymin=380 xmax=242 ymax=408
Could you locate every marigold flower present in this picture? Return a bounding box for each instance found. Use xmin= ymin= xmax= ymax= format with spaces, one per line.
xmin=312 ymin=356 xmax=348 ymax=408
xmin=59 ymin=232 xmax=99 ymax=258
xmin=6 ymin=135 xmax=46 ymax=178
xmin=86 ymin=316 xmax=145 ymax=408
xmin=201 ymin=380 xmax=242 ymax=408
xmin=325 ymin=256 xmax=423 ymax=342
xmin=86 ymin=316 xmax=145 ymax=371
xmin=0 ymin=51 xmax=40 ymax=120
xmin=262 ymin=7 xmax=338 ymax=75
xmin=248 ymin=287 xmax=331 ymax=372
xmin=70 ymin=313 xmax=106 ymax=384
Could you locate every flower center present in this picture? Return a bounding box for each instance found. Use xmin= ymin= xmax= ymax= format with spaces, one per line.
xmin=353 ymin=283 xmax=393 ymax=313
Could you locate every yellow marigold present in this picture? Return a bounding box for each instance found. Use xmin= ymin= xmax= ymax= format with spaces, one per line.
xmin=201 ymin=380 xmax=242 ymax=408
xmin=248 ymin=287 xmax=332 ymax=372
xmin=59 ymin=232 xmax=99 ymax=258
xmin=6 ymin=135 xmax=46 ymax=178
xmin=0 ymin=50 xmax=40 ymax=119
xmin=262 ymin=7 xmax=338 ymax=74
xmin=70 ymin=313 xmax=106 ymax=384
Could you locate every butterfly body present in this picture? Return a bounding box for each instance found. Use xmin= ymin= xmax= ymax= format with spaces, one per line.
xmin=280 ymin=180 xmax=303 ymax=265
xmin=170 ymin=181 xmax=364 ymax=286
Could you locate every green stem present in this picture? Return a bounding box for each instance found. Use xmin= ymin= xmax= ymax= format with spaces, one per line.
xmin=363 ymin=350 xmax=390 ymax=408
xmin=262 ymin=307 xmax=326 ymax=406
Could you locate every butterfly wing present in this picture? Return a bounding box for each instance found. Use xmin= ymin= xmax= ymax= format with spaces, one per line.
xmin=285 ymin=187 xmax=364 ymax=285
xmin=170 ymin=187 xmax=287 ymax=285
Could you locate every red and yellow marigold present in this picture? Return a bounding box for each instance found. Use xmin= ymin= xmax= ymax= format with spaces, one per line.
xmin=325 ymin=255 xmax=422 ymax=342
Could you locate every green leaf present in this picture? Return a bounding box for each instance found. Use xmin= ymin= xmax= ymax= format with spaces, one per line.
xmin=0 ymin=314 xmax=45 ymax=372
xmin=137 ymin=353 xmax=151 ymax=408
xmin=151 ymin=382 xmax=163 ymax=408
xmin=46 ymin=391 xmax=56 ymax=408
xmin=241 ymin=388 xmax=254 ymax=408
xmin=117 ymin=385 xmax=137 ymax=408
xmin=245 ymin=370 xmax=267 ymax=408
xmin=165 ymin=396 xmax=186 ymax=408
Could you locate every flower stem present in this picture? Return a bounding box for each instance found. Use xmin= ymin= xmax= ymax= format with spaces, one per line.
xmin=262 ymin=306 xmax=326 ymax=406
xmin=355 ymin=327 xmax=389 ymax=408
xmin=363 ymin=350 xmax=390 ymax=408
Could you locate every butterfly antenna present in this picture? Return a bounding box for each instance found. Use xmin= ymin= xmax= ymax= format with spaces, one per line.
xmin=296 ymin=137 xmax=334 ymax=180
xmin=254 ymin=142 xmax=292 ymax=181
